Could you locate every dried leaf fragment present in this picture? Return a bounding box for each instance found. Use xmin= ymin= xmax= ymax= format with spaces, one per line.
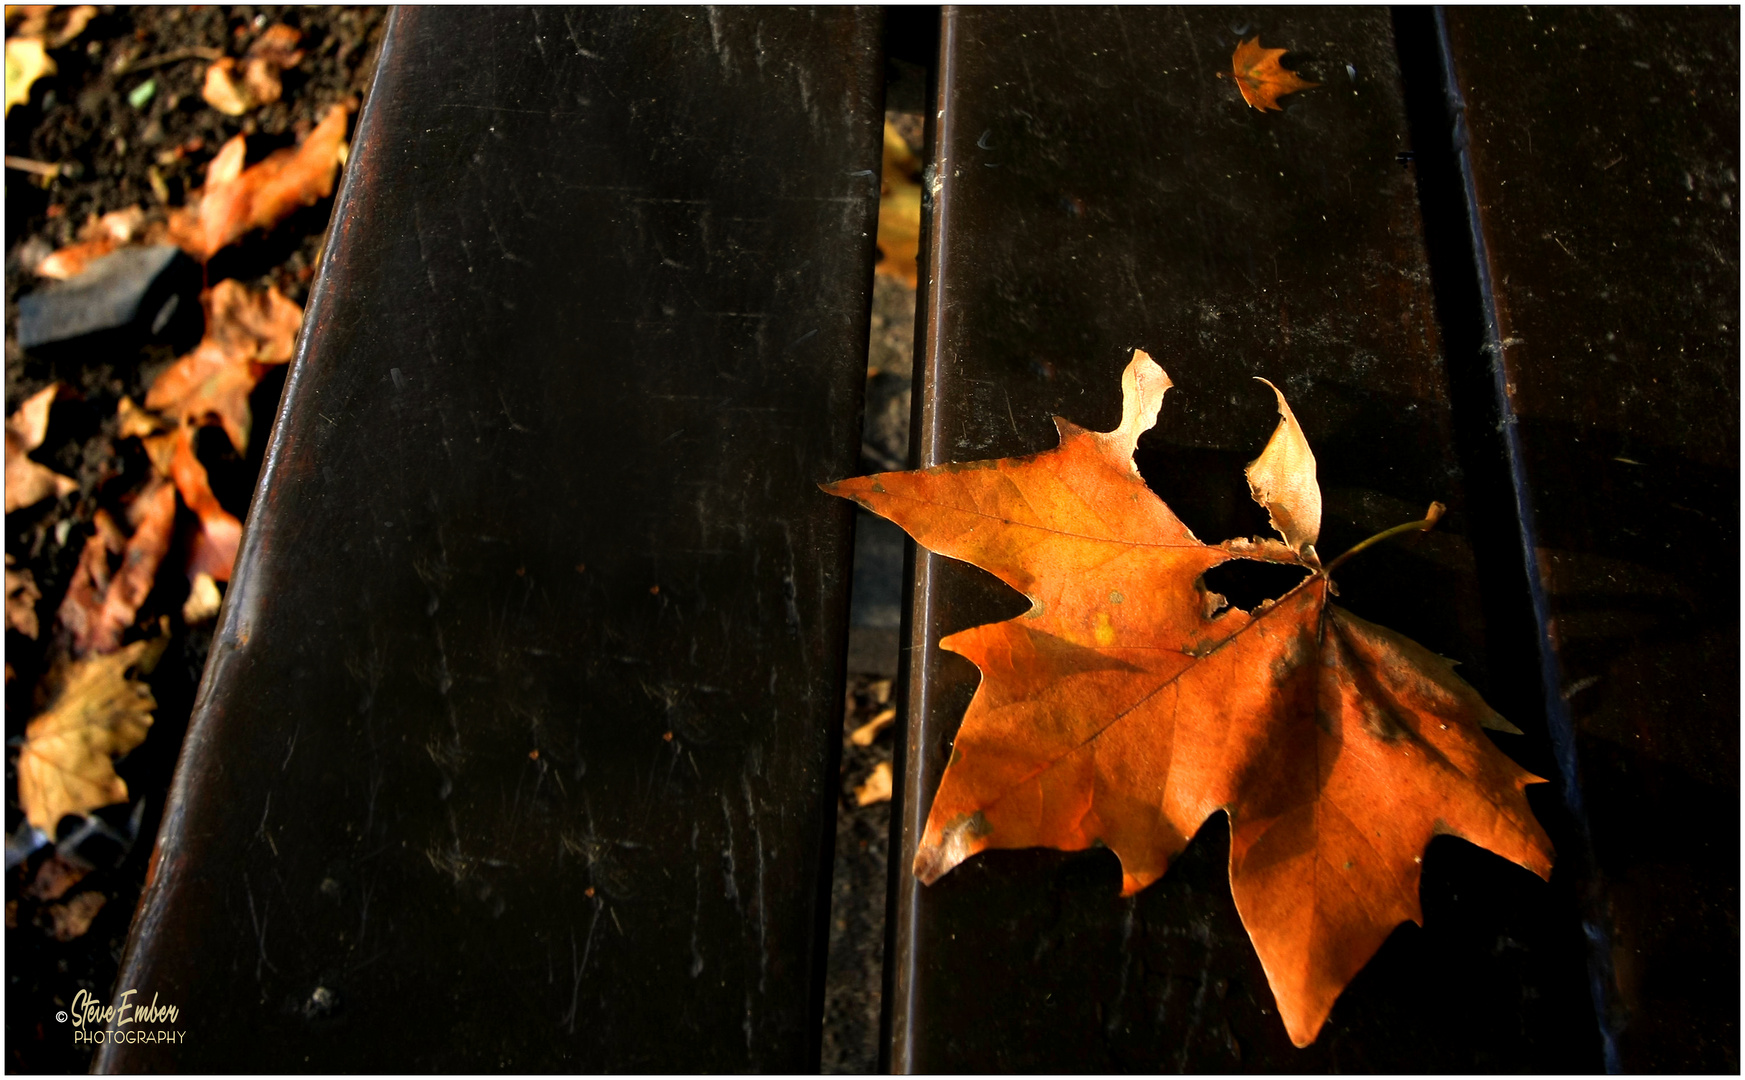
xmin=6 ymin=554 xmax=41 ymax=638
xmin=850 ymin=706 xmax=897 ymax=747
xmin=43 ymin=890 xmax=105 ymax=941
xmin=1245 ymin=378 xmax=1321 ymax=559
xmin=1229 ymin=36 xmax=1319 ymax=111
xmin=874 ymin=121 xmax=922 ymax=288
xmin=5 ymin=383 xmax=77 ymax=512
xmin=146 ymin=278 xmax=302 ymax=454
xmin=4 ymin=35 xmax=53 ymax=113
xmin=854 ymin=761 xmax=893 ymax=806
xmin=34 ymin=205 xmax=146 ymax=279
xmin=824 ymin=350 xmax=1551 ymax=1047
xmin=167 ymin=102 xmax=350 ymax=262
xmin=16 ymin=637 xmax=165 ymax=833
xmin=182 ymin=571 xmax=221 ymax=624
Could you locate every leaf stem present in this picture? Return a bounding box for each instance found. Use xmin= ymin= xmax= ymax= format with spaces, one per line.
xmin=1323 ymin=502 xmax=1446 ymax=577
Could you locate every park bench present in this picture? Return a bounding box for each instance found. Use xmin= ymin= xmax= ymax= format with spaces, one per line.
xmin=98 ymin=6 xmax=1735 ymax=1072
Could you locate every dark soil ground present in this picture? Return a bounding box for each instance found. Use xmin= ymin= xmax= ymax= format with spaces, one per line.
xmin=6 ymin=8 xmax=913 ymax=1073
xmin=5 ymin=8 xmax=385 ymax=1072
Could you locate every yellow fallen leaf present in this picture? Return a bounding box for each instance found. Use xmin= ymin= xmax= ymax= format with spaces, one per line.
xmin=850 ymin=705 xmax=897 ymax=747
xmin=182 ymin=571 xmax=221 ymax=624
xmin=874 ymin=121 xmax=922 ymax=287
xmin=16 ymin=637 xmax=165 ymax=833
xmin=5 ymin=383 xmax=77 ymax=512
xmin=854 ymin=760 xmax=893 ymax=807
xmin=5 ymin=35 xmax=54 ymax=113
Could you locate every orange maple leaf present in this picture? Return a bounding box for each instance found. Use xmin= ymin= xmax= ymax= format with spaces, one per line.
xmin=166 ymin=101 xmax=351 ymax=262
xmin=1228 ymin=36 xmax=1319 ymax=111
xmin=824 ymin=351 xmax=1552 ymax=1047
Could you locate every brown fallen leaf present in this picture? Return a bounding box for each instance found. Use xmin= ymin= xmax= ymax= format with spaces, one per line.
xmin=16 ymin=636 xmax=165 ymax=833
xmin=4 ymin=34 xmax=53 ymax=113
xmin=854 ymin=760 xmax=893 ymax=807
xmin=42 ymin=890 xmax=105 ymax=941
xmin=54 ymin=478 xmax=175 ymax=657
xmin=167 ymin=102 xmax=350 ymax=262
xmin=55 ymin=509 xmax=125 ymax=653
xmin=146 ymin=278 xmax=302 ymax=454
xmin=34 ymin=205 xmax=146 ymax=279
xmin=5 ymin=383 xmax=77 ymax=512
xmin=825 ymin=350 xmax=1550 ymax=1047
xmin=25 ymin=853 xmax=89 ymax=902
xmin=1227 ymin=36 xmax=1320 ymax=112
xmin=874 ymin=121 xmax=922 ymax=288
xmin=6 ymin=554 xmax=42 ymax=638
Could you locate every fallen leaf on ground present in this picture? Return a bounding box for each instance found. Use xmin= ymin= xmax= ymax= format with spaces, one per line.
xmin=850 ymin=706 xmax=897 ymax=747
xmin=1227 ymin=36 xmax=1319 ymax=112
xmin=42 ymin=890 xmax=105 ymax=941
xmin=6 ymin=554 xmax=41 ymax=638
xmin=5 ymin=383 xmax=77 ymax=512
xmin=25 ymin=853 xmax=88 ymax=901
xmin=855 ymin=760 xmax=893 ymax=807
xmin=171 ymin=427 xmax=242 ymax=581
xmin=825 ymin=350 xmax=1550 ymax=1047
xmin=55 ymin=480 xmax=175 ymax=656
xmin=8 ymin=4 xmax=94 ymax=46
xmin=874 ymin=121 xmax=922 ymax=288
xmin=146 ymin=278 xmax=302 ymax=454
xmin=16 ymin=636 xmax=165 ymax=833
xmin=4 ymin=35 xmax=53 ymax=113
xmin=167 ymin=102 xmax=350 ymax=262
xmin=34 ymin=205 xmax=146 ymax=279
xmin=182 ymin=571 xmax=221 ymax=624
xmin=203 ymin=23 xmax=304 ymax=115
xmin=55 ymin=509 xmax=125 ymax=652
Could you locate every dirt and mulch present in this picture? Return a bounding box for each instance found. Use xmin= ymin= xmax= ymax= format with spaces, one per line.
xmin=5 ymin=7 xmax=384 ymax=1072
xmin=5 ymin=8 xmax=914 ymax=1072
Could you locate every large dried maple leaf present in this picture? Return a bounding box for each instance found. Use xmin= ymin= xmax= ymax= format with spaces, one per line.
xmin=824 ymin=351 xmax=1552 ymax=1047
xmin=1228 ymin=36 xmax=1320 ymax=112
xmin=16 ymin=637 xmax=165 ymax=833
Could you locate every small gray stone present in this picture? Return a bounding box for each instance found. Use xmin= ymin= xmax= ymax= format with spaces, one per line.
xmin=16 ymin=245 xmax=199 ymax=350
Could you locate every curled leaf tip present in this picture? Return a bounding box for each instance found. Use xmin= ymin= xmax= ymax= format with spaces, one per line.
xmin=1109 ymin=349 xmax=1171 ymax=457
xmin=1246 ymin=378 xmax=1322 ymax=555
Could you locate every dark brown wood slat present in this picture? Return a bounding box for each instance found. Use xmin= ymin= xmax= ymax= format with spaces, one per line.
xmin=887 ymin=7 xmax=1603 ymax=1070
xmin=96 ymin=8 xmax=883 ymax=1071
xmin=1443 ymin=9 xmax=1740 ymax=1072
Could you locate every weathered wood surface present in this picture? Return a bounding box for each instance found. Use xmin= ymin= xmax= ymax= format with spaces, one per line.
xmin=886 ymin=7 xmax=1607 ymax=1070
xmin=98 ymin=7 xmax=884 ymax=1071
xmin=1443 ymin=9 xmax=1739 ymax=1072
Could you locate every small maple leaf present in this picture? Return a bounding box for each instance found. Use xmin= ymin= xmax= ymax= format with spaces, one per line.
xmin=16 ymin=637 xmax=165 ymax=833
xmin=824 ymin=351 xmax=1552 ymax=1047
xmin=4 ymin=383 xmax=77 ymax=513
xmin=874 ymin=121 xmax=923 ymax=288
xmin=1228 ymin=36 xmax=1319 ymax=112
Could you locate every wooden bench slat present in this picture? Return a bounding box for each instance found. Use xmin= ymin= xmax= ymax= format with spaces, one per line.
xmin=887 ymin=8 xmax=1604 ymax=1070
xmin=98 ymin=8 xmax=883 ymax=1071
xmin=1444 ymin=9 xmax=1740 ymax=1072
